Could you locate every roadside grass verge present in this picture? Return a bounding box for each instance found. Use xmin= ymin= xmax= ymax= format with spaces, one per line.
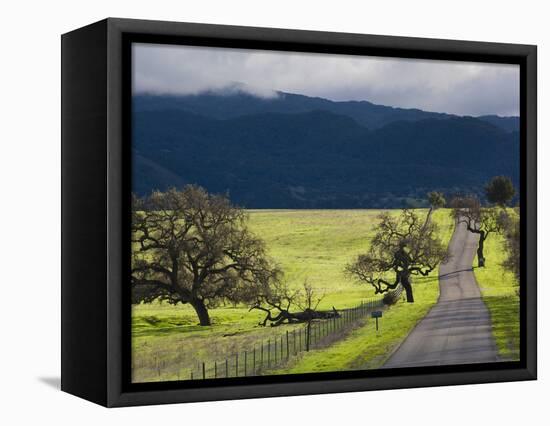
xmin=474 ymin=229 xmax=520 ymax=361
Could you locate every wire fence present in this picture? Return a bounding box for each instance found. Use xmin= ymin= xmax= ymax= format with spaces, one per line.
xmin=188 ymin=285 xmax=403 ymax=380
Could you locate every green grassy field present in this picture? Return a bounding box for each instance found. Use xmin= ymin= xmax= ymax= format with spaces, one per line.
xmin=131 ymin=208 xmax=454 ymax=382
xmin=474 ymin=226 xmax=520 ymax=361
xmin=268 ymin=208 xmax=454 ymax=375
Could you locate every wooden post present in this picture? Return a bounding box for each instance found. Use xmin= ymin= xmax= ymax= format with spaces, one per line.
xmin=202 ymin=362 xmax=205 ymax=380
xmin=313 ymin=324 xmax=319 ymax=344
xmin=244 ymin=351 xmax=247 ymax=376
xmin=268 ymin=339 xmax=271 ymax=367
xmin=307 ymin=322 xmax=311 ymax=351
xmin=286 ymin=331 xmax=290 ymax=359
xmin=261 ymin=342 xmax=264 ymax=369
xmin=214 ymin=361 xmax=217 ymax=379
xmin=253 ymin=347 xmax=256 ymax=374
xmin=280 ymin=335 xmax=283 ymax=360
xmin=299 ymin=329 xmax=302 ymax=352
xmin=293 ymin=329 xmax=296 ymax=354
xmin=235 ymin=353 xmax=238 ymax=377
xmin=274 ymin=338 xmax=277 ymax=363
xmin=315 ymin=323 xmax=318 ymax=342
xmin=225 ymin=358 xmax=228 ymax=378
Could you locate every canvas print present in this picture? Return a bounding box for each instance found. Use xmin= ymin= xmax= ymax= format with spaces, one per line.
xmin=130 ymin=43 xmax=520 ymax=383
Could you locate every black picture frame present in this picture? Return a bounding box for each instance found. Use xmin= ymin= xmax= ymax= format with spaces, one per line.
xmin=61 ymin=17 xmax=537 ymax=407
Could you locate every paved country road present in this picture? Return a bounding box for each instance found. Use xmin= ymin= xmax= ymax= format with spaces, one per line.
xmin=383 ymin=220 xmax=499 ymax=368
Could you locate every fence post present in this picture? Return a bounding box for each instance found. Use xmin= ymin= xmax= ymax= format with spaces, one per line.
xmin=274 ymin=338 xmax=277 ymax=364
xmin=202 ymin=362 xmax=205 ymax=380
xmin=286 ymin=331 xmax=290 ymax=359
xmin=235 ymin=353 xmax=239 ymax=377
xmin=253 ymin=347 xmax=256 ymax=374
xmin=261 ymin=342 xmax=264 ymax=369
xmin=268 ymin=339 xmax=271 ymax=367
xmin=244 ymin=351 xmax=248 ymax=377
xmin=314 ymin=323 xmax=317 ymax=345
xmin=214 ymin=361 xmax=217 ymax=379
xmin=306 ymin=322 xmax=311 ymax=351
xmin=314 ymin=323 xmax=317 ymax=343
xmin=225 ymin=358 xmax=228 ymax=378
xmin=299 ymin=329 xmax=302 ymax=352
xmin=293 ymin=329 xmax=296 ymax=354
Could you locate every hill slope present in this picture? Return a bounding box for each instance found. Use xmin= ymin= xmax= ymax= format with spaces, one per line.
xmin=132 ymin=105 xmax=519 ymax=208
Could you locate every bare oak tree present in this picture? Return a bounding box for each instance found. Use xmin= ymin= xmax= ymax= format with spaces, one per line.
xmin=346 ymin=209 xmax=448 ymax=303
xmin=131 ymin=186 xmax=280 ymax=326
xmin=450 ymin=195 xmax=503 ymax=268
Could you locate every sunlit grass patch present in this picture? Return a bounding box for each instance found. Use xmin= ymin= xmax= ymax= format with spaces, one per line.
xmin=474 ymin=229 xmax=520 ymax=361
xmin=268 ymin=209 xmax=455 ymax=374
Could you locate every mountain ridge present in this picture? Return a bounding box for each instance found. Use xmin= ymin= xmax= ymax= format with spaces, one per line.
xmin=132 ymin=100 xmax=519 ymax=208
xmin=134 ymin=91 xmax=519 ymax=132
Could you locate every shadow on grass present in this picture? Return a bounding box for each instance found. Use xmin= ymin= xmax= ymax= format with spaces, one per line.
xmin=132 ymin=323 xmax=210 ymax=338
xmin=421 ymin=268 xmax=475 ymax=283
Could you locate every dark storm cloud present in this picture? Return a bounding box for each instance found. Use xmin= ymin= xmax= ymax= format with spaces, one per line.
xmin=133 ymin=43 xmax=519 ymax=117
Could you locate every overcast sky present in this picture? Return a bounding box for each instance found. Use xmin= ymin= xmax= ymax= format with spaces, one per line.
xmin=133 ymin=43 xmax=520 ymax=117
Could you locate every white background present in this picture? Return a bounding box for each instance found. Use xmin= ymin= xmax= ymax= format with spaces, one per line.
xmin=0 ymin=0 xmax=546 ymax=424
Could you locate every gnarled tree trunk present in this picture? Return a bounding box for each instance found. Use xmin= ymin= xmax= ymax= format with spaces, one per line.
xmin=190 ymin=298 xmax=211 ymax=326
xmin=401 ymin=271 xmax=414 ymax=303
xmin=477 ymin=231 xmax=486 ymax=267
